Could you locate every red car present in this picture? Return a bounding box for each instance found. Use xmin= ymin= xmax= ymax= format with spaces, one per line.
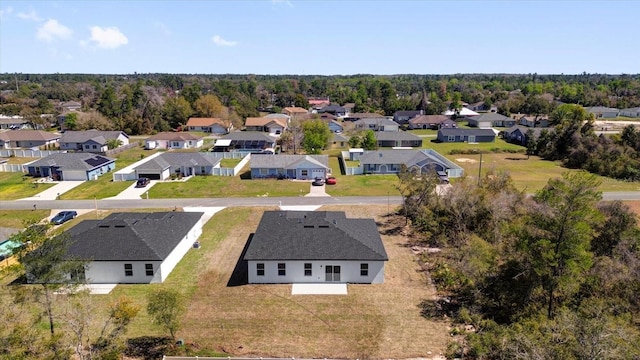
xmin=326 ymin=176 xmax=337 ymax=185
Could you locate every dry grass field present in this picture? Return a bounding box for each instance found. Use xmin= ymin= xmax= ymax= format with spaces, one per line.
xmin=180 ymin=205 xmax=449 ymax=359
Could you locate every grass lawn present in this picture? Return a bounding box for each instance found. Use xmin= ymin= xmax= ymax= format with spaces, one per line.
xmin=148 ymin=175 xmax=311 ymax=198
xmin=326 ymin=156 xmax=400 ymax=196
xmin=220 ymin=158 xmax=241 ymax=168
xmin=422 ymin=137 xmax=525 ymax=154
xmin=60 ymin=146 xmax=159 ymax=200
xmin=5 ymin=157 xmax=38 ymax=164
xmin=445 ymin=153 xmax=640 ymax=192
xmin=0 ymin=173 xmax=56 ymax=200
xmin=408 ymin=129 xmax=438 ymax=136
xmin=0 ymin=209 xmax=49 ymax=228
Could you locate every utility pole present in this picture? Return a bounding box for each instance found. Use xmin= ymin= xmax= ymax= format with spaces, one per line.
xmin=477 ymin=152 xmax=483 ymax=186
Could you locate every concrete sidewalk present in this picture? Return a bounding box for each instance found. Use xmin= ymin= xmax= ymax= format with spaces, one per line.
xmin=19 ymin=181 xmax=85 ymax=201
xmin=105 ymin=180 xmax=158 ymax=200
xmin=305 ymin=183 xmax=330 ymax=197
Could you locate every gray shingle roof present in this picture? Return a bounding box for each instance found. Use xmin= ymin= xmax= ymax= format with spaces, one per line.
xmin=467 ymin=113 xmax=511 ymax=122
xmin=28 ymin=153 xmax=114 ymax=171
xmin=0 ymin=130 xmax=60 ymax=142
xmin=374 ymin=131 xmax=422 ymax=141
xmin=64 ymin=212 xmax=204 ymax=261
xmin=60 ymin=130 xmax=127 ymax=144
xmin=244 ymin=211 xmax=388 ymax=261
xmin=355 ymin=118 xmax=398 ymax=126
xmin=223 ymin=131 xmax=276 ymax=142
xmin=359 ymin=149 xmax=430 ymax=165
xmin=135 ymin=152 xmax=223 ymax=172
xmin=250 ymin=155 xmax=329 ymax=169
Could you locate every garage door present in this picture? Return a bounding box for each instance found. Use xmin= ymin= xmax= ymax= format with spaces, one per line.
xmin=311 ymin=169 xmax=325 ymax=178
xmin=137 ymin=173 xmax=162 ymax=180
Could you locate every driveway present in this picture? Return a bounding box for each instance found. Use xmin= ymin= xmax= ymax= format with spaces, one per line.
xmin=105 ymin=181 xmax=158 ymax=200
xmin=305 ymin=183 xmax=330 ymax=197
xmin=19 ymin=181 xmax=86 ymax=201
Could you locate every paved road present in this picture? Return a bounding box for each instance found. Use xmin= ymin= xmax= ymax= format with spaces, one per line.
xmin=1 ymin=192 xmax=639 ymax=211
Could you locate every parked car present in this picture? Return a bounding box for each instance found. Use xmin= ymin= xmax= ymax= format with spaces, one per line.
xmin=312 ymin=177 xmax=325 ymax=186
xmin=51 ymin=211 xmax=78 ymax=225
xmin=135 ymin=177 xmax=150 ymax=188
xmin=326 ymin=176 xmax=337 ymax=185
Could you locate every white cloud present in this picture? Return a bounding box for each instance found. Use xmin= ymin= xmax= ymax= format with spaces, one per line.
xmin=37 ymin=19 xmax=72 ymax=42
xmin=212 ymin=35 xmax=237 ymax=47
xmin=17 ymin=9 xmax=42 ymax=21
xmin=89 ymin=26 xmax=128 ymax=49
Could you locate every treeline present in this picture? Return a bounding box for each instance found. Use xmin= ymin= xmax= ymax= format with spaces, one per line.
xmin=398 ymin=170 xmax=640 ymax=358
xmin=523 ymin=104 xmax=640 ymax=181
xmin=1 ymin=73 xmax=640 ymax=135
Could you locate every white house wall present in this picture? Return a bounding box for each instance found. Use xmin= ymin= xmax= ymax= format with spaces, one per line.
xmin=158 ymin=217 xmax=203 ymax=282
xmin=247 ymin=260 xmax=385 ymax=284
xmin=84 ymin=260 xmax=162 ymax=283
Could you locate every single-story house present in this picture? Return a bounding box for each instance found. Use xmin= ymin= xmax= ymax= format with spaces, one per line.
xmin=59 ymin=130 xmax=129 ymax=152
xmin=354 ymin=118 xmax=399 ymax=132
xmin=344 ymin=113 xmax=384 ymax=122
xmin=620 ymin=107 xmax=640 ymax=118
xmin=356 ymin=149 xmax=464 ymax=178
xmin=331 ymin=133 xmax=349 ymax=148
xmin=308 ymin=97 xmax=331 ymax=108
xmin=467 ymin=101 xmax=491 ymax=112
xmin=282 ymin=107 xmax=309 ymax=118
xmin=443 ymin=108 xmax=480 ymax=117
xmin=185 ymin=117 xmax=231 ymax=134
xmin=59 ymin=101 xmax=82 ymax=112
xmin=133 ymin=152 xmax=226 ymax=180
xmin=145 ymin=132 xmax=204 ymax=150
xmin=584 ymin=106 xmax=619 ymax=119
xmin=0 ymin=116 xmax=28 ymax=130
xmin=250 ymin=154 xmax=330 ymax=180
xmin=467 ymin=113 xmax=516 ymax=128
xmin=215 ymin=131 xmax=277 ymax=152
xmin=437 ymin=128 xmax=496 ymax=143
xmin=318 ymin=104 xmax=347 ymax=117
xmin=501 ymin=125 xmax=551 ymax=146
xmin=374 ymin=131 xmax=423 ymax=148
xmin=45 ymin=212 xmax=204 ymax=284
xmin=518 ymin=115 xmax=549 ymax=128
xmin=393 ymin=110 xmax=424 ymax=124
xmin=25 ymin=153 xmax=115 ymax=180
xmin=0 ymin=130 xmax=60 ymax=149
xmin=245 ymin=117 xmax=287 ymax=135
xmin=408 ymin=115 xmax=452 ymax=130
xmin=244 ymin=211 xmax=388 ymax=284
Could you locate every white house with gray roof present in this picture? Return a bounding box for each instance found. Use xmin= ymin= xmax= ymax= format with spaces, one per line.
xmin=620 ymin=107 xmax=640 ymax=118
xmin=244 ymin=211 xmax=388 ymax=284
xmin=584 ymin=106 xmax=619 ymax=119
xmin=354 ymin=118 xmax=399 ymax=132
xmin=250 ymin=154 xmax=330 ymax=179
xmin=133 ymin=152 xmax=234 ymax=180
xmin=59 ymin=130 xmax=129 ymax=152
xmin=348 ymin=149 xmax=464 ymax=179
xmin=53 ymin=212 xmax=204 ymax=284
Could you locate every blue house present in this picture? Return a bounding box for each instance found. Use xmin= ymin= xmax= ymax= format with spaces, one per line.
xmin=25 ymin=153 xmax=115 ymax=181
xmin=437 ymin=128 xmax=496 ymax=143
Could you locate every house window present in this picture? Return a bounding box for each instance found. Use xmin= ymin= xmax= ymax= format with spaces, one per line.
xmin=172 ymin=141 xmax=180 ymax=147
xmin=201 ymin=166 xmax=206 ymax=174
xmin=278 ymin=263 xmax=286 ymax=276
xmin=145 ymin=264 xmax=154 ymax=276
xmin=447 ymin=136 xmax=455 ymax=142
xmin=301 ymin=170 xmax=308 ymax=177
xmin=360 ymin=263 xmax=369 ymax=276
xmin=304 ymin=263 xmax=312 ymax=276
xmin=256 ymin=263 xmax=265 ymax=276
xmin=124 ymin=264 xmax=133 ymax=277
xmin=260 ymin=168 xmax=268 ymax=175
xmin=92 ymin=145 xmax=97 ymax=149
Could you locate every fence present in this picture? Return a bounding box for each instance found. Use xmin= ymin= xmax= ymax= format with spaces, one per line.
xmin=0 ymin=163 xmax=25 ymax=172
xmin=0 ymin=149 xmax=62 ymax=158
xmin=104 ymin=141 xmax=141 ymax=156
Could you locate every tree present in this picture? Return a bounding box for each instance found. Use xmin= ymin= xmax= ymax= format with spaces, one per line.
xmin=520 ymin=172 xmax=602 ymax=318
xmin=348 ymin=135 xmax=362 ymax=148
xmin=525 ymin=129 xmax=537 ymax=159
xmin=293 ymin=93 xmax=309 ymax=108
xmin=302 ymin=119 xmax=331 ymax=154
xmin=18 ymin=232 xmax=88 ymax=337
xmin=65 ymin=112 xmax=78 ymax=130
xmin=362 ymin=129 xmax=377 ymax=150
xmin=194 ymin=94 xmax=227 ymax=118
xmin=147 ymin=288 xmax=183 ymax=340
xmin=163 ymin=96 xmax=193 ymax=129
xmin=106 ymin=139 xmax=123 ymax=150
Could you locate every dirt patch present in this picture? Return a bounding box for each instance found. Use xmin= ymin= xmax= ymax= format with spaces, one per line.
xmin=455 ymin=158 xmax=477 ymax=163
xmin=623 ymin=201 xmax=640 ymax=218
xmin=180 ymin=206 xmax=449 ymax=359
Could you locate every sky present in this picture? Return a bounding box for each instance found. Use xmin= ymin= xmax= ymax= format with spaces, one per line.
xmin=0 ymin=0 xmax=639 ymax=75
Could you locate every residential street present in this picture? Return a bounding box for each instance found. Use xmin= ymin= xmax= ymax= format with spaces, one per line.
xmin=1 ymin=191 xmax=639 ymax=211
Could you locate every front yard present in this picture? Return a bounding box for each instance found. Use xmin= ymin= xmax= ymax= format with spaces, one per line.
xmin=0 ymin=172 xmax=56 ymax=200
